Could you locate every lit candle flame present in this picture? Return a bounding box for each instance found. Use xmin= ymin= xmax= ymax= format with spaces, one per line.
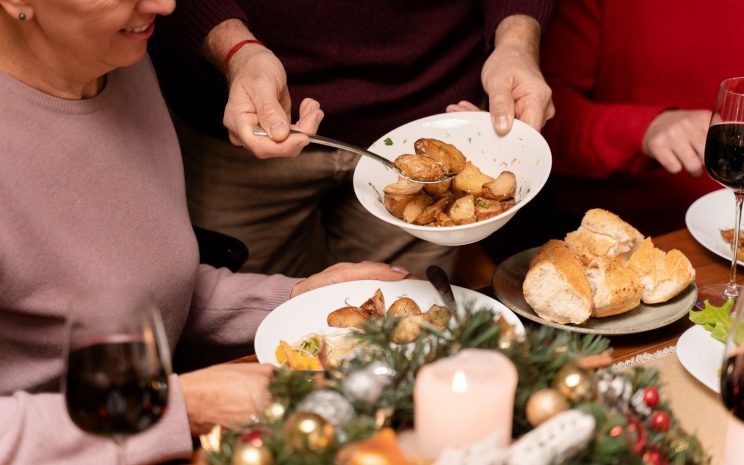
xmin=452 ymin=370 xmax=468 ymax=393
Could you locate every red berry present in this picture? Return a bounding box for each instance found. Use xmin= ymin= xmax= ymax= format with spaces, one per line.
xmin=627 ymin=420 xmax=647 ymax=454
xmin=643 ymin=449 xmax=669 ymax=465
xmin=609 ymin=425 xmax=624 ymax=437
xmin=642 ymin=387 xmax=660 ymax=408
xmin=649 ymin=411 xmax=671 ymax=431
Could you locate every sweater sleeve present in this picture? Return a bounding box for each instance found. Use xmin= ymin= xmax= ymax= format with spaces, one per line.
xmin=180 ymin=265 xmax=301 ymax=346
xmin=0 ymin=375 xmax=192 ymax=465
xmin=155 ymin=0 xmax=247 ymax=60
xmin=540 ymin=0 xmax=667 ymax=178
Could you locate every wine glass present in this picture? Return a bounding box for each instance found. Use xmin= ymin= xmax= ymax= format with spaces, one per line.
xmin=700 ymin=77 xmax=744 ymax=307
xmin=720 ymin=297 xmax=744 ymax=463
xmin=63 ymin=287 xmax=172 ymax=465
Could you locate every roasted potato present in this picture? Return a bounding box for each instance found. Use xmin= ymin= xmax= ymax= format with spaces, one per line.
xmin=423 ymin=178 xmax=452 ymax=198
xmin=394 ymin=154 xmax=446 ymax=182
xmin=425 ymin=304 xmax=452 ymax=328
xmin=482 ymin=171 xmax=516 ymax=200
xmin=383 ymin=179 xmax=423 ymax=196
xmin=474 ymin=197 xmax=504 ymax=221
xmin=414 ymin=138 xmax=467 ymax=175
xmin=434 ymin=211 xmax=455 ymax=227
xmin=391 ymin=315 xmax=425 ymax=344
xmin=384 ymin=193 xmax=415 ymax=220
xmin=359 ymin=288 xmax=386 ymax=318
xmin=413 ymin=196 xmax=451 ymax=226
xmin=448 ymin=195 xmax=476 ymax=225
xmin=387 ymin=297 xmax=422 ymax=317
xmin=402 ymin=193 xmax=433 ymax=223
xmin=452 ymin=162 xmax=495 ymax=196
xmin=327 ymin=306 xmax=370 ymax=329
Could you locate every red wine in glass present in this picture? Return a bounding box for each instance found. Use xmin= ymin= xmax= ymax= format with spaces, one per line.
xmin=63 ymin=288 xmax=171 ymax=465
xmin=65 ymin=338 xmax=169 ymax=436
xmin=705 ymin=123 xmax=744 ymax=190
xmin=721 ymin=352 xmax=744 ymax=421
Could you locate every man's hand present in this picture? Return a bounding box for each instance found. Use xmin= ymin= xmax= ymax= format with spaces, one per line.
xmin=643 ymin=109 xmax=711 ymax=177
xmin=291 ymin=262 xmax=411 ymax=298
xmin=180 ymin=363 xmax=274 ymax=435
xmin=204 ymin=20 xmax=324 ymax=158
xmin=481 ymin=15 xmax=554 ymax=136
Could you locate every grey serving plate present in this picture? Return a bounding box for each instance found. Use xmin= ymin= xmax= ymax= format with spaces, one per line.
xmin=492 ymin=247 xmax=697 ymax=335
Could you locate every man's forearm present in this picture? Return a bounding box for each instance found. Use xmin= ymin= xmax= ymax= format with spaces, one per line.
xmin=203 ymin=19 xmax=262 ymax=73
xmin=493 ymin=14 xmax=542 ymax=60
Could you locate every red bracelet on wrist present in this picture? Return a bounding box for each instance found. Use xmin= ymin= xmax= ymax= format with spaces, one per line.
xmin=224 ymin=39 xmax=265 ymax=65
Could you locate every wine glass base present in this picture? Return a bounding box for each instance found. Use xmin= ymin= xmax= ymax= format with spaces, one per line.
xmin=694 ymin=283 xmax=740 ymax=310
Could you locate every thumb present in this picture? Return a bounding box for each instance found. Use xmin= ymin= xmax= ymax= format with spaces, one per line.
xmin=253 ymin=87 xmax=291 ymax=141
xmin=487 ymin=80 xmax=515 ymax=136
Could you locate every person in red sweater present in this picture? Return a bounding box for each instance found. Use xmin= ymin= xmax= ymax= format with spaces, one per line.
xmin=149 ymin=1 xmax=555 ymax=279
xmin=537 ymin=0 xmax=743 ymax=236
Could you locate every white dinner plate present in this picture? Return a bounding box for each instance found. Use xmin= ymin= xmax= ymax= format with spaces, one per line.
xmin=685 ymin=189 xmax=742 ymax=266
xmin=676 ymin=325 xmax=726 ymax=393
xmin=254 ymin=279 xmax=524 ymax=366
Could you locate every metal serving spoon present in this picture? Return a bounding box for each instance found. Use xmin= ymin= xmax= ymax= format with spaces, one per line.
xmin=252 ymin=126 xmax=453 ymax=184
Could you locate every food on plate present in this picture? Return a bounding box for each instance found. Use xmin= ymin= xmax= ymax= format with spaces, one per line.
xmin=385 ymin=138 xmax=516 ymax=227
xmin=275 ymin=332 xmax=360 ymax=370
xmin=689 ymin=299 xmax=734 ymax=343
xmin=720 ymin=228 xmax=744 ymax=261
xmin=413 ymin=138 xmax=467 ymax=175
xmin=326 ymin=289 xmax=453 ymax=344
xmin=523 ymin=209 xmax=695 ymax=325
xmin=394 ymin=154 xmax=446 ymax=182
xmin=564 ymin=208 xmax=644 ymax=260
xmin=628 ymin=238 xmax=697 ymax=304
xmin=522 ymin=239 xmax=593 ymax=325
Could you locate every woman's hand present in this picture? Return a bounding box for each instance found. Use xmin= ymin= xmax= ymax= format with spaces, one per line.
xmin=290 ymin=262 xmax=411 ymax=298
xmin=179 ymin=363 xmax=274 ymax=435
xmin=643 ymin=109 xmax=711 ymax=176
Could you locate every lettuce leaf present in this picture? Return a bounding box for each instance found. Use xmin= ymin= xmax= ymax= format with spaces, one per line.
xmin=689 ymin=299 xmax=734 ymax=343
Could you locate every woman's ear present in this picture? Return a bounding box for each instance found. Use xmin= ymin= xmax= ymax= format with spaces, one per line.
xmin=0 ymin=0 xmax=34 ymax=22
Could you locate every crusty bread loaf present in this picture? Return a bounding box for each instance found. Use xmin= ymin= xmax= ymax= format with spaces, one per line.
xmin=523 ymin=240 xmax=593 ymax=325
xmin=565 ymin=209 xmax=644 ymax=260
xmin=583 ymin=256 xmax=643 ymax=317
xmin=627 ymin=238 xmax=696 ymax=304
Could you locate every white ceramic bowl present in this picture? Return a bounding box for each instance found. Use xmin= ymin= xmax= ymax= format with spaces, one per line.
xmin=352 ymin=112 xmax=552 ymax=246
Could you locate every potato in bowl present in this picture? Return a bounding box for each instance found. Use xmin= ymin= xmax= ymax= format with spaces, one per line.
xmin=352 ymin=112 xmax=553 ymax=246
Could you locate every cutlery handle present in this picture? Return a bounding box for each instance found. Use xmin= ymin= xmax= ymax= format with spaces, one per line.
xmin=426 ymin=265 xmax=458 ymax=313
xmin=253 ymin=126 xmax=397 ymax=170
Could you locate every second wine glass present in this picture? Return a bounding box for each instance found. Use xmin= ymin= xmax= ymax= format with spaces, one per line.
xmin=700 ymin=77 xmax=744 ymax=307
xmin=63 ymin=287 xmax=172 ymax=465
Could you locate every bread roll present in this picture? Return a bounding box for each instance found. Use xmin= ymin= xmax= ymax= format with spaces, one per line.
xmin=627 ymin=238 xmax=696 ymax=304
xmin=583 ymin=256 xmax=643 ymax=317
xmin=565 ymin=209 xmax=644 ymax=260
xmin=523 ymin=240 xmax=593 ymax=325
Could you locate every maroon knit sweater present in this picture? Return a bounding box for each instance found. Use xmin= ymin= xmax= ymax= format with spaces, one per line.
xmin=149 ymin=0 xmax=554 ymax=146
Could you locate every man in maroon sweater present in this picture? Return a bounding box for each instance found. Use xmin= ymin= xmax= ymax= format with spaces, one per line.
xmin=150 ymin=1 xmax=555 ymax=278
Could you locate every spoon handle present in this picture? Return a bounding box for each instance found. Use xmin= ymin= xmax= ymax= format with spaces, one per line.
xmin=252 ymin=126 xmax=397 ymax=170
xmin=426 ymin=265 xmax=458 ymax=313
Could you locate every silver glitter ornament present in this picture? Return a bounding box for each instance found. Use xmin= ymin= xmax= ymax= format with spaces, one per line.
xmin=296 ymin=390 xmax=355 ymax=431
xmin=342 ymin=361 xmax=395 ymax=405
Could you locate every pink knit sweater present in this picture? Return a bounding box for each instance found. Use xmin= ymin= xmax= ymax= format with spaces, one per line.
xmin=0 ymin=57 xmax=298 ymax=464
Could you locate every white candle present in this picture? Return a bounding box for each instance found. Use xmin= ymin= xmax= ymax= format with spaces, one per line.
xmin=414 ymin=349 xmax=518 ymax=458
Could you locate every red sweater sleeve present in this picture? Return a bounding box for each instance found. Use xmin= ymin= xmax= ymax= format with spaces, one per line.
xmin=540 ymin=0 xmax=667 ymax=178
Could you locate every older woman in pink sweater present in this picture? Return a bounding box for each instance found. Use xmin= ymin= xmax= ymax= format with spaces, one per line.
xmin=0 ymin=0 xmax=406 ymax=463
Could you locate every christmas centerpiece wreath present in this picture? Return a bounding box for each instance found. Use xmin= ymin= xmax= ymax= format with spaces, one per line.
xmin=209 ymin=300 xmax=709 ymax=465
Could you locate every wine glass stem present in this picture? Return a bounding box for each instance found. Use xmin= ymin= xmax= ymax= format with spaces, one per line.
xmin=113 ymin=435 xmax=127 ymax=465
xmin=726 ymin=191 xmax=744 ymax=300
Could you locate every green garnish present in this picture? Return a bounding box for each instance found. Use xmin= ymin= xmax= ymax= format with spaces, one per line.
xmin=384 ymin=137 xmax=393 ymax=146
xmin=689 ymin=299 xmax=735 ymax=343
xmin=300 ymin=336 xmax=321 ymax=355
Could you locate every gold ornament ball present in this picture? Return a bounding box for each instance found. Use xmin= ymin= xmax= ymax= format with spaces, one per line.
xmin=283 ymin=412 xmax=335 ymax=453
xmin=231 ymin=442 xmax=274 ymax=465
xmin=526 ymin=388 xmax=569 ymax=426
xmin=263 ymin=401 xmax=286 ymax=423
xmin=551 ymin=364 xmax=597 ymax=403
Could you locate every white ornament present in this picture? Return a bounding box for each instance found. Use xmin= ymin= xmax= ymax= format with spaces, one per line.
xmin=431 ymin=409 xmax=596 ymax=465
xmin=631 ymin=389 xmax=652 ymax=416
